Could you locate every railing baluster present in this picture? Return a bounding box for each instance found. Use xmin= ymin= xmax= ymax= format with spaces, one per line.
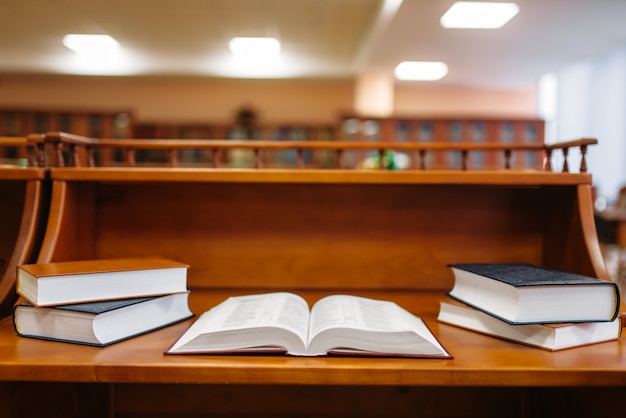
xmin=461 ymin=150 xmax=468 ymax=170
xmin=126 ymin=148 xmax=136 ymax=167
xmin=37 ymin=143 xmax=46 ymax=167
xmin=87 ymin=145 xmax=95 ymax=167
xmin=336 ymin=149 xmax=344 ymax=169
xmin=297 ymin=149 xmax=304 ymax=169
xmin=54 ymin=141 xmax=65 ymax=167
xmin=168 ymin=148 xmax=178 ymax=167
xmin=580 ymin=144 xmax=589 ymax=173
xmin=561 ymin=148 xmax=569 ymax=173
xmin=543 ymin=149 xmax=553 ymax=172
xmin=419 ymin=149 xmax=426 ymax=170
xmin=69 ymin=144 xmax=79 ymax=167
xmin=504 ymin=149 xmax=512 ymax=169
xmin=378 ymin=149 xmax=385 ymax=170
xmin=27 ymin=146 xmax=36 ymax=167
xmin=212 ymin=148 xmax=221 ymax=168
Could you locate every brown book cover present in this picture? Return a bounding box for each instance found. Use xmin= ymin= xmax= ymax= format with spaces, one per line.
xmin=17 ymin=257 xmax=189 ymax=307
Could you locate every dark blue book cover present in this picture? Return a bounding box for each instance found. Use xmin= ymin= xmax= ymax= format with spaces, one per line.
xmin=39 ymin=296 xmax=160 ymax=314
xmin=447 ymin=263 xmax=620 ymax=324
xmin=13 ymin=293 xmax=193 ymax=347
xmin=448 ymin=263 xmax=618 ymax=287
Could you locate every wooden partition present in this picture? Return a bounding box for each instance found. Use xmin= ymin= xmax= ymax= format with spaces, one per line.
xmin=1 ymin=137 xmax=625 ymax=417
xmin=0 ymin=138 xmax=49 ymax=317
xmin=36 ymin=169 xmax=607 ymax=289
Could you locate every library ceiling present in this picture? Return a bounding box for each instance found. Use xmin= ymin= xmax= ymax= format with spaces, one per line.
xmin=1 ymin=0 xmax=626 ymax=89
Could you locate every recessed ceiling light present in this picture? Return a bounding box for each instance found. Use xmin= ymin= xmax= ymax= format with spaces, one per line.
xmin=228 ymin=37 xmax=281 ymax=58
xmin=394 ymin=61 xmax=449 ymax=81
xmin=63 ymin=34 xmax=119 ymax=54
xmin=440 ymin=2 xmax=520 ymax=29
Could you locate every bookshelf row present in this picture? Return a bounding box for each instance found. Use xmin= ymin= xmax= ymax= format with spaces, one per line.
xmin=1 ymin=108 xmax=544 ymax=170
xmin=338 ymin=115 xmax=545 ymax=169
xmin=0 ymin=108 xmax=133 ymax=162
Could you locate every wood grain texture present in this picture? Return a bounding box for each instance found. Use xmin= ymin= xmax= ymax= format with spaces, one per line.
xmin=1 ymin=290 xmax=624 ymax=386
xmin=36 ymin=169 xmax=602 ymax=289
xmin=0 ymin=170 xmax=49 ymax=317
xmin=2 ymin=166 xmax=620 ymax=417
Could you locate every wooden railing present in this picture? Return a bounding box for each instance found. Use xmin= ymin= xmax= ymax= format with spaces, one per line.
xmin=0 ymin=136 xmax=29 ymax=147
xmin=24 ymin=131 xmax=597 ymax=173
xmin=0 ymin=136 xmax=31 ymax=167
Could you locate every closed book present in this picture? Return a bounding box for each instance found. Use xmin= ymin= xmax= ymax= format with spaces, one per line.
xmin=17 ymin=257 xmax=189 ymax=307
xmin=13 ymin=292 xmax=193 ymax=347
xmin=448 ymin=263 xmax=620 ymax=324
xmin=438 ymin=299 xmax=622 ymax=351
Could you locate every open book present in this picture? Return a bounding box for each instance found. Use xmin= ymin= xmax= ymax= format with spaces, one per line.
xmin=166 ymin=292 xmax=451 ymax=358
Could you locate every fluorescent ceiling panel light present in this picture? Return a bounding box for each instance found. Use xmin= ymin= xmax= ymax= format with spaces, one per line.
xmin=229 ymin=37 xmax=281 ymax=58
xmin=63 ymin=34 xmax=119 ymax=54
xmin=394 ymin=61 xmax=448 ymax=81
xmin=440 ymin=2 xmax=519 ymax=29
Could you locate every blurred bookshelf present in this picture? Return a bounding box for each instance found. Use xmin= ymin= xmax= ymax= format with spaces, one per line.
xmin=1 ymin=108 xmax=544 ymax=169
xmin=338 ymin=115 xmax=544 ymax=170
xmin=0 ymin=108 xmax=134 ymax=163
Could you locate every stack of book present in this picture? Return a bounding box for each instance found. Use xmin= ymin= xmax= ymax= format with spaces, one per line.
xmin=12 ymin=257 xmax=193 ymax=347
xmin=438 ymin=263 xmax=622 ymax=351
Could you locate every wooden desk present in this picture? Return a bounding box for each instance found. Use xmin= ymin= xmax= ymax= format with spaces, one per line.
xmin=1 ymin=166 xmax=623 ymax=417
xmin=1 ymin=290 xmax=625 ymax=417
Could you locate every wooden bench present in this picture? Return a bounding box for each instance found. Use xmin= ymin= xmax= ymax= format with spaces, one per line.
xmin=1 ymin=134 xmax=624 ymax=417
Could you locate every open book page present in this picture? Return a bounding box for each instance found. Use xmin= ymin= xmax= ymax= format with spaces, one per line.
xmin=306 ymin=294 xmax=449 ymax=357
xmin=166 ymin=292 xmax=310 ymax=354
xmin=166 ymin=292 xmax=451 ymax=357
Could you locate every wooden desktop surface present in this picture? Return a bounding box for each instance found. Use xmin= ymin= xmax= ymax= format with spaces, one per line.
xmin=1 ymin=289 xmax=624 ymax=387
xmin=3 ymin=166 xmax=621 ymax=387
xmin=2 ymin=138 xmax=622 ymax=416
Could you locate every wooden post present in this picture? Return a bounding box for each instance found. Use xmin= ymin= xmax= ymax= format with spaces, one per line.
xmin=336 ymin=149 xmax=344 ymax=169
xmin=87 ymin=146 xmax=95 ymax=167
xmin=580 ymin=144 xmax=588 ymax=173
xmin=168 ymin=148 xmax=178 ymax=167
xmin=69 ymin=144 xmax=79 ymax=167
xmin=461 ymin=150 xmax=468 ymax=170
xmin=126 ymin=148 xmax=136 ymax=167
xmin=297 ymin=149 xmax=304 ymax=169
xmin=504 ymin=149 xmax=512 ymax=169
xmin=54 ymin=142 xmax=65 ymax=167
xmin=254 ymin=148 xmax=262 ymax=169
xmin=543 ymin=149 xmax=553 ymax=172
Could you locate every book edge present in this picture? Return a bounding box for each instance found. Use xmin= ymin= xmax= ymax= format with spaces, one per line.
xmin=14 ymin=313 xmax=194 ymax=347
xmin=437 ymin=301 xmax=621 ymax=351
xmin=18 ymin=257 xmax=189 ymax=278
